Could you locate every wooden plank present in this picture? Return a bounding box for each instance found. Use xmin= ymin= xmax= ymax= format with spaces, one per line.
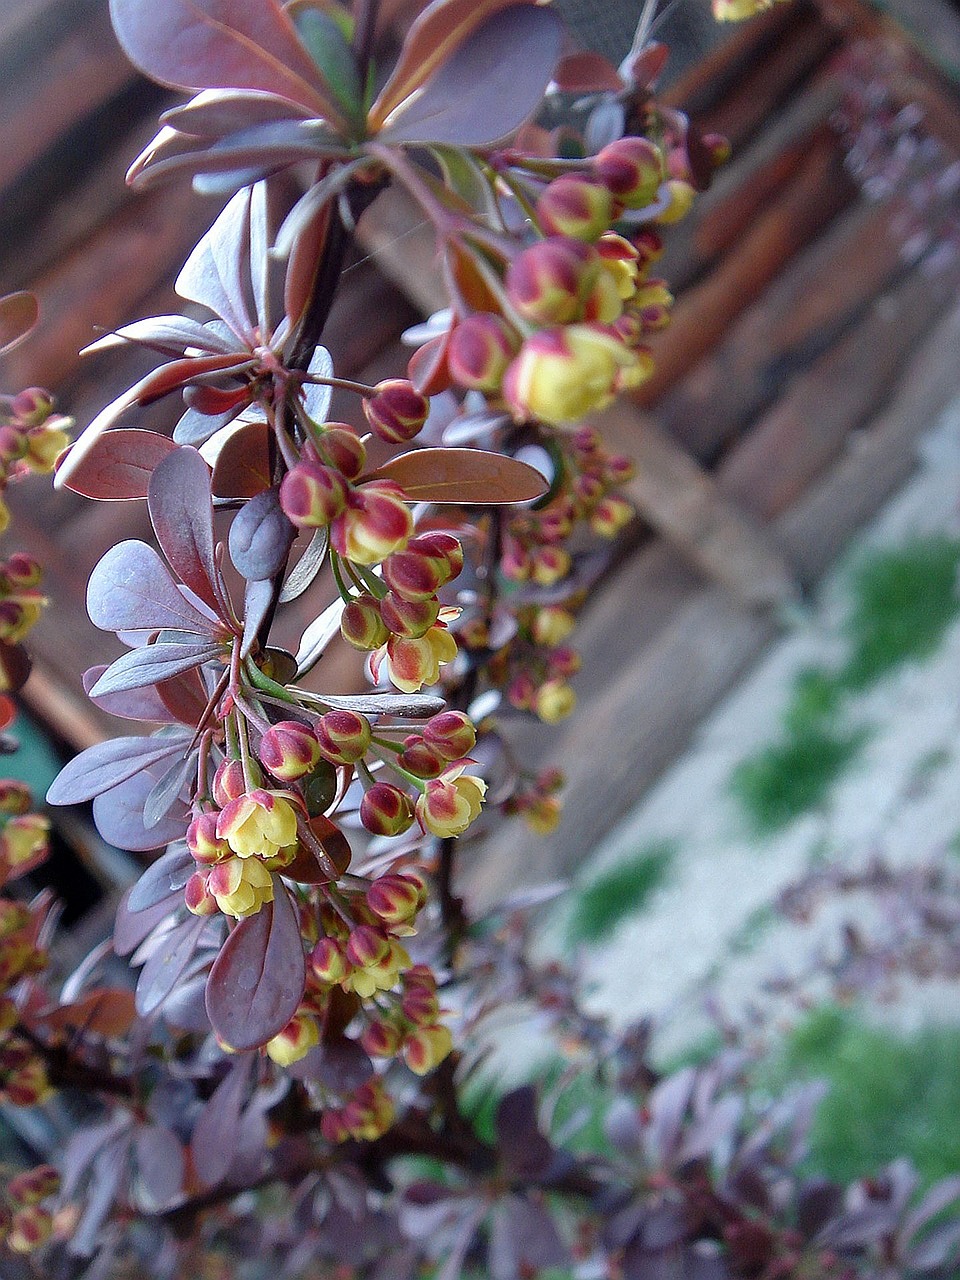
xmin=657 ymin=77 xmax=844 ymax=292
xmin=636 ymin=131 xmax=854 ymax=406
xmin=596 ymin=404 xmax=798 ymax=605
xmin=716 ymin=250 xmax=960 ymax=521
xmin=657 ymin=195 xmax=912 ymax=459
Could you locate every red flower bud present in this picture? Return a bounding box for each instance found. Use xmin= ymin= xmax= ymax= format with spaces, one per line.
xmin=594 ymin=136 xmax=663 ymax=208
xmin=186 ymin=812 xmax=229 ymax=864
xmin=310 ymin=936 xmax=348 ymax=984
xmin=279 ymin=460 xmax=348 ymax=528
xmin=346 ymin=923 xmax=390 ymax=968
xmin=213 ymin=759 xmax=251 ymax=806
xmin=330 ymin=480 xmax=413 ymax=566
xmin=379 ymin=591 xmax=440 ymax=639
xmin=506 ymin=237 xmax=598 ymax=325
xmin=362 ymin=379 xmax=429 ymax=443
xmin=366 ymin=873 xmax=422 ymax=924
xmin=423 ymin=711 xmax=476 ymax=760
xmin=313 ymin=424 xmax=366 ymax=479
xmin=11 ymin=388 xmax=54 ymax=427
xmin=396 ymin=736 xmax=446 ymax=779
xmin=259 ymin=720 xmax=323 ymax=781
xmin=536 ymin=175 xmax=615 ymax=241
xmin=361 ymin=1018 xmax=403 ymax=1057
xmin=2 ymin=554 xmax=42 ymax=589
xmin=340 ymin=594 xmax=390 ymax=650
xmin=359 ymin=782 xmax=415 ymax=836
xmin=184 ymin=870 xmax=219 ymax=915
xmin=448 ymin=314 xmax=519 ymax=392
xmin=316 ymin=710 xmax=372 ymax=764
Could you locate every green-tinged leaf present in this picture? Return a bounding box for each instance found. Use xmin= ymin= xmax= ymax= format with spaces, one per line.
xmin=371 ymin=447 xmax=548 ymax=504
xmin=292 ymin=8 xmax=362 ymax=122
xmin=0 ymin=291 xmax=38 ymax=356
xmin=279 ymin=528 xmax=329 ymax=602
xmin=368 ymin=0 xmax=545 ymax=131
xmin=431 ymin=146 xmax=499 ymax=222
xmin=56 ymin=430 xmax=178 ymax=501
xmin=378 ymin=7 xmax=561 ymax=147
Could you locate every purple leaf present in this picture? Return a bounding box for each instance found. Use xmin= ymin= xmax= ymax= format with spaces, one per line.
xmin=241 ymin=576 xmax=275 ymax=657
xmin=488 ymin=1195 xmax=568 ymax=1280
xmin=162 ymin=89 xmax=316 ymax=137
xmin=87 ymin=540 xmax=223 ymax=636
xmin=190 ymin=1057 xmax=254 ymax=1189
xmin=909 ymin=1219 xmax=960 ymax=1271
xmin=83 ymin=665 xmax=178 ymax=722
xmin=206 ymin=882 xmax=306 ymax=1050
xmin=0 ymin=291 xmax=38 ymax=355
xmin=133 ymin=1124 xmax=185 ymax=1211
xmin=228 ymin=486 xmax=296 ymax=581
xmin=69 ymin=1137 xmax=131 ymax=1258
xmin=148 ymin=447 xmax=225 ymax=614
xmin=93 ymin=766 xmax=191 ymax=851
xmin=56 ymin=428 xmax=179 ymax=501
xmin=46 ymin=732 xmax=191 ymax=805
xmin=379 ymin=8 xmax=561 ymax=147
xmin=645 ymin=1068 xmax=696 ymax=1164
xmin=114 ymin=889 xmax=178 ymax=957
xmin=108 ymin=0 xmax=347 ymax=124
xmin=278 ymin=528 xmax=328 ymax=604
xmin=494 ymin=1087 xmax=556 ymax=1181
xmin=143 ymin=754 xmax=197 ymax=827
xmin=177 ymin=187 xmax=255 ymax=338
xmin=135 ymin=914 xmax=210 ymax=1016
xmin=127 ymin=845 xmax=195 ymax=914
xmin=904 ymin=1174 xmax=960 ymax=1241
xmin=83 ymin=315 xmax=234 ymax=357
xmin=90 ymin=641 xmax=223 ymax=697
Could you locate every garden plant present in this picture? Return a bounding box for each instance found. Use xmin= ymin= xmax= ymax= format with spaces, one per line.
xmin=0 ymin=0 xmax=957 ymax=1275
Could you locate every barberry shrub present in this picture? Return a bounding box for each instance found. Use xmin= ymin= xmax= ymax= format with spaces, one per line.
xmin=0 ymin=1 xmax=952 ymax=1277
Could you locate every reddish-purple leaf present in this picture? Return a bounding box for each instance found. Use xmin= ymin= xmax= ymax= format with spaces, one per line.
xmin=135 ymin=914 xmax=210 ymax=1016
xmin=369 ymin=0 xmax=542 ymax=131
xmin=37 ymin=989 xmax=137 ymax=1039
xmin=93 ymin=767 xmax=191 ymax=851
xmin=209 ymin=420 xmax=272 ymax=497
xmin=379 ymin=7 xmax=561 ymax=146
xmin=128 ymin=845 xmax=196 ymax=914
xmin=83 ymin=315 xmax=234 ymax=358
xmin=552 ymin=51 xmax=624 ymax=92
xmin=228 ymin=486 xmax=296 ymax=581
xmin=495 ymin=1087 xmax=556 ymax=1181
xmin=83 ymin=664 xmax=178 ymax=722
xmin=163 ymin=88 xmax=316 ymax=137
xmin=241 ymin=577 xmax=274 ymax=658
xmin=371 ymin=447 xmax=547 ymax=504
xmin=156 ymin=668 xmax=212 ymax=726
xmin=57 ymin=429 xmax=178 ymax=501
xmin=0 ymin=641 xmax=31 ymax=694
xmin=190 ymin=1058 xmax=253 ymax=1188
xmin=134 ymin=1125 xmax=185 ymax=1211
xmin=0 ymin=291 xmax=39 ymax=355
xmin=139 ymin=353 xmax=254 ymax=404
xmin=90 ymin=641 xmax=223 ymax=697
xmin=148 ymin=447 xmax=224 ymax=613
xmin=623 ymin=41 xmax=669 ymax=90
xmin=108 ymin=0 xmax=347 ymax=124
xmin=87 ymin=540 xmax=222 ymax=636
xmin=47 ymin=732 xmax=192 ymax=806
xmin=205 ymin=883 xmax=306 ymax=1050
xmin=114 ymin=889 xmax=178 ymax=957
xmin=282 ymin=815 xmax=350 ymax=883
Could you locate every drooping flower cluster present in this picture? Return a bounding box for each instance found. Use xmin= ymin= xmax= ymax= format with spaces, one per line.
xmin=0 ymin=388 xmax=71 ymax=533
xmin=0 ymin=1165 xmax=59 ymax=1256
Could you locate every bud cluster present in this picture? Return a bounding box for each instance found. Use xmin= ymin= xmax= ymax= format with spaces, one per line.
xmin=0 ymin=1164 xmax=59 ymax=1255
xmin=502 ymin=767 xmax=565 ymax=835
xmin=279 ymin=423 xmax=415 ymax=566
xmin=0 ymin=553 xmax=45 ymax=645
xmin=0 ymin=389 xmax=71 ymax=535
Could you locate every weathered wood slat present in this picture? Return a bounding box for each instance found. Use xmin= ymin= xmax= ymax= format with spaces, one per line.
xmin=597 ymin=404 xmax=798 ymax=605
xmin=717 ymin=251 xmax=960 ymax=521
xmin=657 ymin=196 xmax=913 ymax=458
xmin=635 ymin=131 xmax=854 ymax=406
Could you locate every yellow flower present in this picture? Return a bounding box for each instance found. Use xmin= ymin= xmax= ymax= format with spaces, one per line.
xmin=504 ymin=324 xmax=638 ymax=426
xmin=377 ymin=624 xmax=458 ymax=693
xmin=265 ymin=1013 xmax=319 ymax=1067
xmin=208 ymin=855 xmax=275 ymax=918
xmin=216 ymin=789 xmax=299 ymax=861
xmin=416 ymin=765 xmax=486 ymax=838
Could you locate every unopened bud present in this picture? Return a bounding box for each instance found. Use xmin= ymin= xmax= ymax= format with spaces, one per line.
xmin=448 ymin=314 xmax=519 ymax=392
xmin=259 ymin=720 xmax=323 ymax=781
xmin=316 ymin=710 xmax=372 ymax=765
xmin=506 ymin=237 xmax=598 ymax=326
xmin=423 ymin=711 xmax=476 ymax=760
xmin=363 ymin=379 xmax=429 ymax=444
xmin=341 ymin=594 xmax=390 ymax=650
xmin=359 ymin=782 xmax=415 ymax=836
xmin=594 ymin=136 xmax=663 ymax=208
xmin=314 ymin=424 xmax=366 ymax=479
xmin=536 ymin=175 xmax=615 ymax=241
xmin=279 ymin=461 xmax=348 ymax=528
